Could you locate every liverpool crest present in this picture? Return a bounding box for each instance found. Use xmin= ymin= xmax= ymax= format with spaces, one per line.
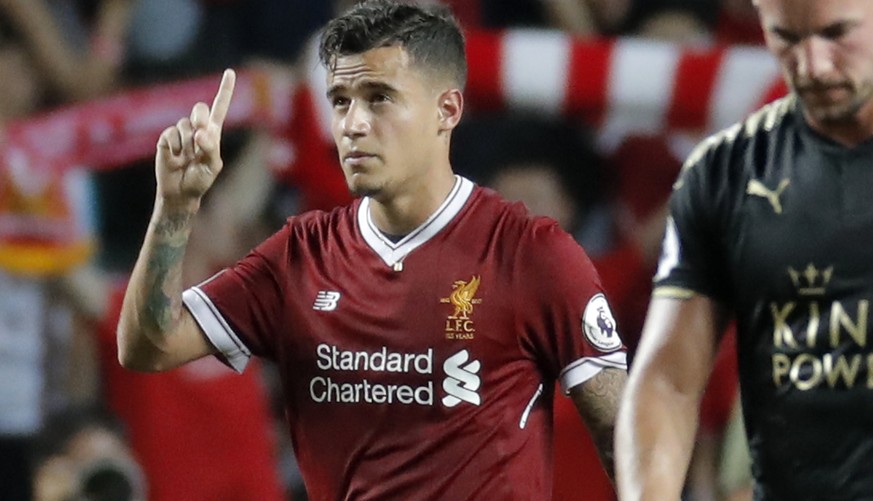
xmin=440 ymin=275 xmax=482 ymax=340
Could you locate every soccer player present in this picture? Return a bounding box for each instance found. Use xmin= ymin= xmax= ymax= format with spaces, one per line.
xmin=116 ymin=1 xmax=628 ymax=498
xmin=616 ymin=0 xmax=873 ymax=499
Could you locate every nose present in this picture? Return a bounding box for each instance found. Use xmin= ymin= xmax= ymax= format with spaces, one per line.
xmin=795 ymin=36 xmax=836 ymax=82
xmin=341 ymin=100 xmax=371 ymax=138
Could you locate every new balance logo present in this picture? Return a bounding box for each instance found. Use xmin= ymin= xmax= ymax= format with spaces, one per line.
xmin=313 ymin=291 xmax=341 ymax=311
xmin=442 ymin=349 xmax=481 ymax=407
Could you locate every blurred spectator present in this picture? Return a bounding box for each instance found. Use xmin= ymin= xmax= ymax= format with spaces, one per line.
xmin=714 ymin=0 xmax=762 ymax=45
xmin=32 ymin=404 xmax=146 ymax=501
xmin=444 ymin=0 xmax=632 ymax=36
xmin=0 ymin=0 xmax=133 ymax=103
xmin=452 ymin=112 xmax=609 ymax=252
xmin=0 ymin=22 xmax=44 ymax=121
xmin=123 ymin=0 xmax=204 ymax=82
xmin=620 ymin=1 xmax=708 ymax=41
xmin=125 ymin=0 xmax=332 ymax=85
xmin=624 ymin=0 xmax=762 ymax=44
xmin=0 ymin=178 xmax=104 ymax=499
xmin=0 ymin=151 xmax=103 ymax=501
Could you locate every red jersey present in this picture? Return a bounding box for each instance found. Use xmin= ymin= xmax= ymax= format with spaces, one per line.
xmin=183 ymin=177 xmax=627 ymax=500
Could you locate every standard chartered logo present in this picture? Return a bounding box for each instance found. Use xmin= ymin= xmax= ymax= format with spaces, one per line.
xmin=442 ymin=349 xmax=481 ymax=407
xmin=309 ymin=344 xmax=482 ymax=408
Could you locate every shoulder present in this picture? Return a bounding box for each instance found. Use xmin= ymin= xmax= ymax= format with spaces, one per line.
xmin=470 ymin=185 xmax=583 ymax=250
xmin=490 ymin=187 xmax=593 ymax=269
xmin=466 ymin=186 xmax=552 ymax=237
xmin=679 ymin=96 xmax=797 ymax=187
xmin=252 ymin=202 xmax=358 ymax=259
xmin=282 ymin=201 xmax=359 ymax=237
xmin=672 ymin=95 xmax=798 ymax=214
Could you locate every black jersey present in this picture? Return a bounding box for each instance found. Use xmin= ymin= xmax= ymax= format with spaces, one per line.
xmin=655 ymin=95 xmax=873 ymax=500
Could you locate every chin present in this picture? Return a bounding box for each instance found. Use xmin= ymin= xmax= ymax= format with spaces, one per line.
xmin=801 ymin=98 xmax=858 ymax=124
xmin=347 ymin=177 xmax=384 ymax=198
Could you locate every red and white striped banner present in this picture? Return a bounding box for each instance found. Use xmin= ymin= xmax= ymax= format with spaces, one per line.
xmin=0 ymin=69 xmax=294 ymax=175
xmin=464 ymin=30 xmax=786 ymax=134
xmin=0 ymin=30 xmax=787 ymax=176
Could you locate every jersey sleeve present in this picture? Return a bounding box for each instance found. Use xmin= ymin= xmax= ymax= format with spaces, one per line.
xmin=653 ymin=134 xmax=734 ymax=303
xmin=182 ymin=223 xmax=291 ymax=372
xmin=517 ymin=219 xmax=628 ymax=394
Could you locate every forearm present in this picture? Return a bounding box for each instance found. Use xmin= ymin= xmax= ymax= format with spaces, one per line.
xmin=571 ymin=367 xmax=628 ymax=483
xmin=117 ymin=199 xmax=198 ymax=369
xmin=616 ymin=369 xmax=701 ymax=500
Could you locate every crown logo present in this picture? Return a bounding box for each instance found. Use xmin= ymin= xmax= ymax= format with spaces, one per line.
xmin=788 ymin=264 xmax=833 ymax=296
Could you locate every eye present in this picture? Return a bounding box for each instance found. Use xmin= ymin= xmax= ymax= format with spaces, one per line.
xmin=370 ymin=93 xmax=391 ymax=104
xmin=331 ymin=96 xmax=350 ymax=108
xmin=820 ymin=23 xmax=849 ymax=41
xmin=772 ymin=28 xmax=801 ymax=45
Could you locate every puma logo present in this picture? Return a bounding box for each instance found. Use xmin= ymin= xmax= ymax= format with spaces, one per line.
xmin=746 ymin=178 xmax=790 ymax=214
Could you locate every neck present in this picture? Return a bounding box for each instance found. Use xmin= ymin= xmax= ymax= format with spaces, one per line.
xmin=807 ymin=118 xmax=873 ymax=147
xmin=368 ymin=170 xmax=457 ymax=236
xmin=803 ymin=100 xmax=873 ymax=148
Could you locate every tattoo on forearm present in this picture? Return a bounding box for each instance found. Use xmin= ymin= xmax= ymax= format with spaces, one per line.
xmin=153 ymin=211 xmax=194 ymax=236
xmin=143 ymin=241 xmax=187 ymax=332
xmin=574 ymin=368 xmax=627 ymax=482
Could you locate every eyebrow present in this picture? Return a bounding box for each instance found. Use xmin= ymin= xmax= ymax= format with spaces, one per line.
xmin=326 ymin=81 xmax=399 ymax=100
xmin=768 ymin=19 xmax=859 ymax=40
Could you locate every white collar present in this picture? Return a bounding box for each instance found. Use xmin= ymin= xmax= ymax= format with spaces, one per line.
xmin=358 ymin=175 xmax=474 ymax=269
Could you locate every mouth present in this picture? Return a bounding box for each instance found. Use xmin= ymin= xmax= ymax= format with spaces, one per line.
xmin=798 ymin=83 xmax=850 ymax=100
xmin=342 ymin=151 xmax=377 ymax=167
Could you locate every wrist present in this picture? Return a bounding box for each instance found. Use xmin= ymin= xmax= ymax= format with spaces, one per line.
xmin=151 ymin=198 xmax=200 ymax=238
xmin=155 ymin=196 xmax=201 ymax=215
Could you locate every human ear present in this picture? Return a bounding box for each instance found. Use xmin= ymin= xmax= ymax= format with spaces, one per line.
xmin=437 ymin=89 xmax=464 ymax=131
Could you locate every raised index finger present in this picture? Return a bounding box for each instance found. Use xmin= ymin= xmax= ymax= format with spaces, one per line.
xmin=209 ymin=69 xmax=236 ymax=129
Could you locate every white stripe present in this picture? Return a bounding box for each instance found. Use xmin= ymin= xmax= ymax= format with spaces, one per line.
xmin=502 ymin=30 xmax=570 ymax=115
xmin=359 ymin=176 xmax=474 ymax=268
xmin=708 ymin=46 xmax=781 ymax=132
xmin=519 ymin=383 xmax=543 ymax=430
xmin=182 ymin=287 xmax=251 ymax=373
xmin=559 ymin=352 xmax=627 ymax=394
xmin=600 ymin=39 xmax=680 ymax=151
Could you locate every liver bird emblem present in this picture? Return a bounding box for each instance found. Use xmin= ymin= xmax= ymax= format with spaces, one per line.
xmin=449 ymin=275 xmax=481 ymax=319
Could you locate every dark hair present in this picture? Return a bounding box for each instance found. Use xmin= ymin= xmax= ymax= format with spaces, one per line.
xmin=34 ymin=405 xmax=144 ymax=501
xmin=319 ymin=0 xmax=467 ymax=88
xmin=34 ymin=404 xmax=129 ymax=462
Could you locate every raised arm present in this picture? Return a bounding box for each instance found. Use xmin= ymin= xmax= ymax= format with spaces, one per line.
xmin=1 ymin=0 xmax=132 ymax=101
xmin=615 ymin=294 xmax=728 ymax=501
xmin=569 ymin=366 xmax=628 ymax=483
xmin=117 ymin=70 xmax=236 ymax=372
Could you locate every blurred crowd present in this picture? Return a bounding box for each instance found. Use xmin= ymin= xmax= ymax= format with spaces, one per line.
xmin=0 ymin=0 xmax=768 ymax=500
